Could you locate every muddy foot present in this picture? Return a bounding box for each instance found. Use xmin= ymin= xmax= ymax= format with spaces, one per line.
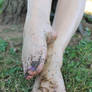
xmin=22 ymin=23 xmax=56 ymax=80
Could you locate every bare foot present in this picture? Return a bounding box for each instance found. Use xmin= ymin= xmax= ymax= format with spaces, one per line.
xmin=22 ymin=23 xmax=56 ymax=80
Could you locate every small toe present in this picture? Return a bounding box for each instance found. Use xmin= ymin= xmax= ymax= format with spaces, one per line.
xmin=28 ymin=70 xmax=33 ymax=76
xmin=26 ymin=75 xmax=33 ymax=80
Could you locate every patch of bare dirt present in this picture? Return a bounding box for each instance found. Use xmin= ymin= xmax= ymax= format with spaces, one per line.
xmin=0 ymin=24 xmax=23 ymax=40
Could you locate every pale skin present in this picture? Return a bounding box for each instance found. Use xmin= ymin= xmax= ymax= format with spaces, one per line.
xmin=22 ymin=0 xmax=86 ymax=91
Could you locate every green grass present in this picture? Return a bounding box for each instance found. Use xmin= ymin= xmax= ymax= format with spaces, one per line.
xmin=0 ymin=0 xmax=4 ymax=13
xmin=62 ymin=39 xmax=92 ymax=92
xmin=0 ymin=38 xmax=34 ymax=92
xmin=0 ymin=32 xmax=92 ymax=92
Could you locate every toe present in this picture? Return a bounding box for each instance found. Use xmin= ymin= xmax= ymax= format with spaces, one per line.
xmin=28 ymin=70 xmax=33 ymax=75
xmin=26 ymin=63 xmax=44 ymax=79
xmin=26 ymin=75 xmax=33 ymax=80
xmin=28 ymin=70 xmax=37 ymax=76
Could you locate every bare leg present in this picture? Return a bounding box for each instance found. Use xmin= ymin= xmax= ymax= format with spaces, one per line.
xmin=32 ymin=0 xmax=86 ymax=91
xmin=22 ymin=0 xmax=56 ymax=79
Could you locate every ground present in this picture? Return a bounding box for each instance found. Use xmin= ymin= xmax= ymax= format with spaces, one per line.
xmin=0 ymin=19 xmax=92 ymax=92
